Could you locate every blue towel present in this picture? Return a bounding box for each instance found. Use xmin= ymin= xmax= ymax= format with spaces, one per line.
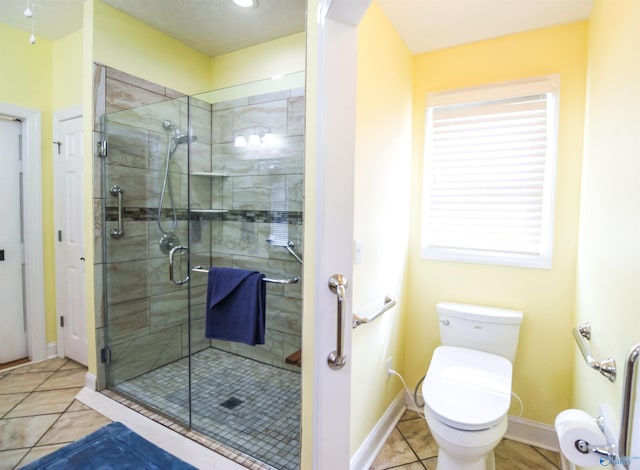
xmin=205 ymin=267 xmax=266 ymax=345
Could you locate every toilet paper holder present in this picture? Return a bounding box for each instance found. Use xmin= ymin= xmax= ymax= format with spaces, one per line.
xmin=573 ymin=416 xmax=617 ymax=463
xmin=574 ymin=416 xmax=616 ymax=462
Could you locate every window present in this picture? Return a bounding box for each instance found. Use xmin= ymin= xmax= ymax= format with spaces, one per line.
xmin=421 ymin=75 xmax=559 ymax=268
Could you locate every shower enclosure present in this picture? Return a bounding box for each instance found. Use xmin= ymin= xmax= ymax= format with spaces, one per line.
xmin=99 ymin=71 xmax=305 ymax=470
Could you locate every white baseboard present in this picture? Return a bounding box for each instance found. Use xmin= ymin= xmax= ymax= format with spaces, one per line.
xmin=85 ymin=372 xmax=97 ymax=391
xmin=505 ymin=415 xmax=560 ymax=452
xmin=506 ymin=416 xmax=576 ymax=470
xmin=350 ymin=391 xmax=406 ymax=470
xmin=46 ymin=342 xmax=57 ymax=358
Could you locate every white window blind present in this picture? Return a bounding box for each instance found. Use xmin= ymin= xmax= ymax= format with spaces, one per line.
xmin=421 ymin=75 xmax=559 ymax=268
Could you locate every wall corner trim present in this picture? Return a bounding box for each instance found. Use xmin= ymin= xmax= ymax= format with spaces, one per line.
xmin=350 ymin=391 xmax=406 ymax=470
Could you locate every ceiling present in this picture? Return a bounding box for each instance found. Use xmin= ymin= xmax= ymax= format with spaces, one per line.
xmin=0 ymin=0 xmax=305 ymax=57
xmin=0 ymin=0 xmax=593 ymax=57
xmin=376 ymin=0 xmax=594 ymax=54
xmin=0 ymin=0 xmax=85 ymax=41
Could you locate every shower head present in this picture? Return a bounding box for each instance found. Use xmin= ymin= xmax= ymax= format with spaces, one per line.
xmin=162 ymin=120 xmax=197 ymax=144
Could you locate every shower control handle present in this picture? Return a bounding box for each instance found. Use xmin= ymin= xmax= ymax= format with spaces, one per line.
xmin=328 ymin=274 xmax=348 ymax=370
xmin=109 ymin=185 xmax=125 ymax=239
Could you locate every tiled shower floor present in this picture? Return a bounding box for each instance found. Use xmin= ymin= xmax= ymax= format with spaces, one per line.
xmin=115 ymin=347 xmax=301 ymax=470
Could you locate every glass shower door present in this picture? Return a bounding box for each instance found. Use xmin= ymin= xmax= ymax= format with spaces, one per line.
xmin=102 ymin=96 xmax=192 ymax=425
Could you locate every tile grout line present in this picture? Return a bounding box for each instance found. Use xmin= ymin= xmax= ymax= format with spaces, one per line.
xmin=532 ymin=446 xmax=562 ymax=469
xmin=5 ymin=359 xmax=79 ymax=469
xmin=394 ymin=420 xmax=430 ymax=469
xmin=0 ymin=359 xmax=69 ymax=420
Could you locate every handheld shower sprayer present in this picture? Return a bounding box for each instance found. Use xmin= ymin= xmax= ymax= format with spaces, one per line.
xmin=157 ymin=119 xmax=198 ymax=254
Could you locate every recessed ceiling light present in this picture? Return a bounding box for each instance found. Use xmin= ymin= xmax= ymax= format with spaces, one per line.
xmin=233 ymin=0 xmax=257 ymax=8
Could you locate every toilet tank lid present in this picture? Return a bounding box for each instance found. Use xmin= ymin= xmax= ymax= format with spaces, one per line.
xmin=437 ymin=302 xmax=523 ymax=325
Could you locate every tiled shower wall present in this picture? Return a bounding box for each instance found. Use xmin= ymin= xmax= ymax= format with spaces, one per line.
xmin=198 ymin=87 xmax=304 ymax=370
xmin=93 ymin=65 xmax=304 ymax=389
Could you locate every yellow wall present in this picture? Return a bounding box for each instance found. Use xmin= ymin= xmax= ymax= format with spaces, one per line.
xmin=0 ymin=24 xmax=58 ymax=343
xmin=52 ymin=30 xmax=83 ymax=110
xmin=302 ymin=2 xmax=318 ymax=466
xmin=574 ymin=0 xmax=640 ymax=439
xmin=350 ymin=1 xmax=413 ymax=453
xmin=82 ymin=0 xmax=97 ymax=375
xmin=210 ymin=32 xmax=306 ymax=91
xmin=92 ymin=0 xmax=211 ymax=95
xmin=407 ymin=22 xmax=589 ymax=425
xmin=0 ymin=24 xmax=53 ymax=109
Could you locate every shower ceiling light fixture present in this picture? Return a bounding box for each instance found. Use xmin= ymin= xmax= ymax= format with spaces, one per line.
xmin=233 ymin=127 xmax=275 ymax=147
xmin=233 ymin=0 xmax=257 ymax=8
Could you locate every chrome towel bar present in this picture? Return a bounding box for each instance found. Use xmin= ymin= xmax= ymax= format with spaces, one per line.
xmin=573 ymin=322 xmax=617 ymax=382
xmin=191 ymin=266 xmax=299 ymax=285
xmin=352 ymin=296 xmax=396 ymax=329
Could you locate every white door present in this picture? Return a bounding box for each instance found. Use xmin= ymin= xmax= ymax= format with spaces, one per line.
xmin=0 ymin=119 xmax=28 ymax=364
xmin=55 ymin=115 xmax=87 ymax=366
xmin=310 ymin=1 xmax=370 ymax=468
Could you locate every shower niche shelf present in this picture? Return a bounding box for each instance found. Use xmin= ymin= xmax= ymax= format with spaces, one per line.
xmin=190 ymin=172 xmax=230 ymax=214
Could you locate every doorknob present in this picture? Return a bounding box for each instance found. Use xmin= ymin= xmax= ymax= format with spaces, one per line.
xmin=328 ymin=274 xmax=348 ymax=370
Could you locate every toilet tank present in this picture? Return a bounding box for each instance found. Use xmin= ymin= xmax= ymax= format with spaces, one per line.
xmin=437 ymin=302 xmax=523 ymax=363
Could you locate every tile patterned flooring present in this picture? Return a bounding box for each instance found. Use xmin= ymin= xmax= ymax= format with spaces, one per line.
xmin=370 ymin=410 xmax=562 ymax=470
xmin=1 ymin=357 xmax=563 ymax=470
xmin=115 ymin=348 xmax=301 ymax=470
xmin=0 ymin=358 xmax=112 ymax=469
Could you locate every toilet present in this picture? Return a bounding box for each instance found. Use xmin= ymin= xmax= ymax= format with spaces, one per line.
xmin=422 ymin=302 xmax=523 ymax=470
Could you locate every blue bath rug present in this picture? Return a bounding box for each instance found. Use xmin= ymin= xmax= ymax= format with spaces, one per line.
xmin=22 ymin=422 xmax=196 ymax=469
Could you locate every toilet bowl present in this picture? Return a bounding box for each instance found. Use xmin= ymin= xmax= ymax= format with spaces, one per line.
xmin=423 ymin=346 xmax=512 ymax=470
xmin=422 ymin=302 xmax=523 ymax=470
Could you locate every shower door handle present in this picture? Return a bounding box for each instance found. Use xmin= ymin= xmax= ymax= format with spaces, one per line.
xmin=169 ymin=245 xmax=190 ymax=285
xmin=328 ymin=274 xmax=348 ymax=370
xmin=109 ymin=185 xmax=125 ymax=239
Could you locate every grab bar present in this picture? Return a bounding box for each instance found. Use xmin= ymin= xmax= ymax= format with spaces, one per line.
xmin=327 ymin=274 xmax=348 ymax=370
xmin=109 ymin=185 xmax=125 ymax=239
xmin=352 ymin=296 xmax=396 ymax=328
xmin=285 ymin=241 xmax=303 ymax=265
xmin=191 ymin=266 xmax=299 ymax=285
xmin=573 ymin=322 xmax=617 ymax=382
xmin=619 ymin=343 xmax=640 ymax=466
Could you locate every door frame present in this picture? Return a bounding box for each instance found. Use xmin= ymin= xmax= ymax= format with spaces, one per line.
xmin=0 ymin=102 xmax=46 ymax=363
xmin=308 ymin=1 xmax=371 ymax=468
xmin=53 ymin=105 xmax=84 ymax=360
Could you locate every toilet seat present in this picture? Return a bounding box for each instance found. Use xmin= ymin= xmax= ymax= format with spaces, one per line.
xmin=423 ymin=346 xmax=512 ymax=431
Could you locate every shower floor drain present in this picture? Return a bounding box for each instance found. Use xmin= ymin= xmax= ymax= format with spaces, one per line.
xmin=220 ymin=397 xmax=244 ymax=410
